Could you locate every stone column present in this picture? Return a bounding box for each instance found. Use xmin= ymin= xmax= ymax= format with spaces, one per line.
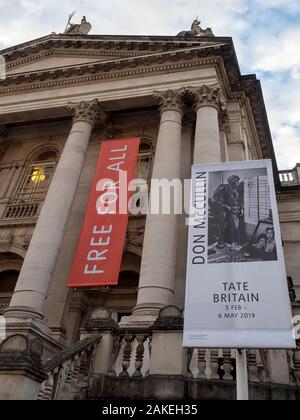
xmin=131 ymin=90 xmax=184 ymax=320
xmin=5 ymin=99 xmax=104 ymax=323
xmin=174 ymin=114 xmax=194 ymax=308
xmin=144 ymin=306 xmax=186 ymax=400
xmin=189 ymin=85 xmax=225 ymax=164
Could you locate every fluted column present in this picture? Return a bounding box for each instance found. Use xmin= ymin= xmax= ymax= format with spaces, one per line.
xmin=190 ymin=85 xmax=225 ymax=164
xmin=5 ymin=99 xmax=104 ymax=322
xmin=133 ymin=90 xmax=184 ymax=316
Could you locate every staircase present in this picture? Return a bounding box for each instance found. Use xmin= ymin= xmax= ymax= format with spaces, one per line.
xmin=38 ymin=336 xmax=101 ymax=400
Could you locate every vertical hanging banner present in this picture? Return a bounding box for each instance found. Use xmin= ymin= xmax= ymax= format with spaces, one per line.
xmin=68 ymin=138 xmax=140 ymax=288
xmin=183 ymin=160 xmax=295 ymax=349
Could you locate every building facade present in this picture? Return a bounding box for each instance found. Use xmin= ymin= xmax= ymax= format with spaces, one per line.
xmin=0 ymin=20 xmax=299 ymax=400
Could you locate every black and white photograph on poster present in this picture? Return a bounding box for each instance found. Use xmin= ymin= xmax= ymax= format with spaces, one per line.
xmin=208 ymin=168 xmax=278 ymax=264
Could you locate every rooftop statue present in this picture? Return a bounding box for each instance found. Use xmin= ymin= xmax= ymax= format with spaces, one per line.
xmin=176 ymin=18 xmax=214 ymax=38
xmin=64 ymin=11 xmax=92 ymax=35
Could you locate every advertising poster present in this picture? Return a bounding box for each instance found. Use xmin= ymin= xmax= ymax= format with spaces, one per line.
xmin=183 ymin=160 xmax=295 ymax=349
xmin=68 ymin=138 xmax=140 ymax=288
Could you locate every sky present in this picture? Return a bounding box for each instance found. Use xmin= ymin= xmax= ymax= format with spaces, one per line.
xmin=0 ymin=0 xmax=299 ymax=169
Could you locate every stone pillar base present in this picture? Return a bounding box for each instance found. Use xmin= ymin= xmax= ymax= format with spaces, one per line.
xmin=149 ymin=310 xmax=185 ymax=375
xmin=0 ymin=334 xmax=47 ymax=400
xmin=80 ymin=308 xmax=120 ymax=399
xmin=119 ymin=314 xmax=158 ymax=329
xmin=119 ymin=302 xmax=166 ymax=328
xmin=144 ymin=375 xmax=185 ymax=400
xmin=268 ymin=350 xmax=291 ymax=384
xmin=2 ymin=315 xmax=63 ymax=358
xmin=0 ymin=374 xmax=44 ymax=400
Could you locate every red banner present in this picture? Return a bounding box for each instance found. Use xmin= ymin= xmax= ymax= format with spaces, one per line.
xmin=68 ymin=138 xmax=140 ymax=288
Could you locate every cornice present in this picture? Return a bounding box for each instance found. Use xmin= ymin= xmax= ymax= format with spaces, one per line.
xmin=277 ymin=191 xmax=300 ymax=202
xmin=1 ymin=42 xmax=227 ymax=86
xmin=2 ymin=35 xmax=222 ymax=64
xmin=6 ymin=49 xmax=145 ymax=71
xmin=0 ymin=55 xmax=221 ymax=95
xmin=279 ymin=214 xmax=300 ymax=223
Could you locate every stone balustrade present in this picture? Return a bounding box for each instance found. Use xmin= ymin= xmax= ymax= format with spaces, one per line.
xmin=108 ymin=331 xmax=151 ymax=378
xmin=187 ymin=348 xmax=270 ymax=383
xmin=38 ymin=336 xmax=101 ymax=400
xmin=7 ymin=309 xmax=297 ymax=400
xmin=2 ymin=202 xmax=40 ymax=220
xmin=294 ymin=341 xmax=300 ymax=386
xmin=279 ymin=164 xmax=300 ymax=187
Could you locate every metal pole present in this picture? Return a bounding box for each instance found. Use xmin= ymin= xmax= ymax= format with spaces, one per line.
xmin=236 ymin=349 xmax=249 ymax=400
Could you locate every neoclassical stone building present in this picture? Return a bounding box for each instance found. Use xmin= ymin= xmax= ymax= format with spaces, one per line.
xmin=0 ymin=19 xmax=299 ymax=400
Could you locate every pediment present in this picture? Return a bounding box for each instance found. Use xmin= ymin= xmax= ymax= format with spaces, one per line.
xmin=7 ymin=53 xmax=131 ymax=75
xmin=2 ymin=34 xmax=228 ymax=75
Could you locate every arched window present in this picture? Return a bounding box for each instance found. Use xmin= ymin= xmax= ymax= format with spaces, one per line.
xmin=14 ymin=150 xmax=58 ymax=205
xmin=115 ymin=270 xmax=139 ymax=322
xmin=136 ymin=141 xmax=153 ymax=183
xmin=118 ymin=271 xmax=139 ymax=288
xmin=0 ymin=270 xmax=19 ymax=315
xmin=0 ymin=270 xmax=18 ymax=293
xmin=131 ymin=142 xmax=154 ymax=213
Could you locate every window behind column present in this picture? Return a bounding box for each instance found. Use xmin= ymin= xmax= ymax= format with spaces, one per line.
xmin=0 ymin=269 xmax=19 ymax=315
xmin=14 ymin=151 xmax=58 ymax=205
xmin=136 ymin=141 xmax=153 ymax=183
xmin=2 ymin=150 xmax=58 ymax=220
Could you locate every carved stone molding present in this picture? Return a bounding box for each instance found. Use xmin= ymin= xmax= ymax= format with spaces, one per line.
xmin=3 ymin=36 xmax=213 ymax=65
xmin=0 ymin=58 xmax=220 ymax=95
xmin=188 ymin=85 xmax=226 ymax=112
xmin=277 ymin=191 xmax=300 ymax=202
xmin=151 ymin=306 xmax=184 ymax=331
xmin=0 ymin=335 xmax=46 ymax=382
xmin=126 ymin=218 xmax=146 ymax=248
xmin=0 ymin=233 xmax=12 ymax=246
xmin=219 ymin=109 xmax=231 ymax=138
xmin=153 ymin=89 xmax=184 ymax=114
xmin=67 ymin=99 xmax=107 ymax=127
xmin=6 ymin=49 xmax=143 ymax=71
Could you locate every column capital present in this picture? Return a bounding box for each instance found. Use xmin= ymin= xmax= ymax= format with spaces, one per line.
xmin=188 ymin=85 xmax=226 ymax=112
xmin=67 ymin=99 xmax=107 ymax=127
xmin=153 ymin=89 xmax=184 ymax=114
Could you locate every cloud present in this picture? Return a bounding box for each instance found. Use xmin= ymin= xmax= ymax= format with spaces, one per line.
xmin=0 ymin=0 xmax=299 ymax=169
xmin=274 ymin=125 xmax=300 ymax=168
xmin=253 ymin=0 xmax=300 ymax=12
